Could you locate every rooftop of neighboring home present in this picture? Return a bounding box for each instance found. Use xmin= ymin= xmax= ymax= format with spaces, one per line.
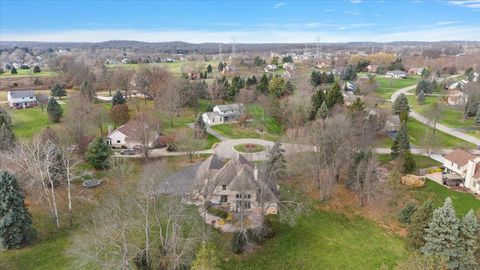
xmin=444 ymin=148 xmax=477 ymax=167
xmin=215 ymin=103 xmax=244 ymax=113
xmin=386 ymin=70 xmax=407 ymax=75
xmin=8 ymin=90 xmax=35 ymax=99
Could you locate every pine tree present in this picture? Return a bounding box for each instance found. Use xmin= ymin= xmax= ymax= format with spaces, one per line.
xmin=46 ymin=97 xmax=63 ymax=123
xmin=0 ymin=171 xmax=36 ymax=249
xmin=0 ymin=108 xmax=16 ymax=150
xmin=422 ymin=198 xmax=462 ymax=269
xmin=191 ymin=243 xmax=220 ymax=270
xmin=398 ymin=201 xmax=417 ymax=224
xmin=11 ymin=67 xmax=17 ymax=74
xmin=417 ymin=90 xmax=426 ymax=104
xmin=85 ymin=137 xmax=113 ymax=169
xmin=207 ymin=64 xmax=213 ymax=73
xmin=407 ymin=199 xmax=434 ymax=250
xmin=194 ymin=113 xmax=207 ymax=139
xmin=391 ymin=122 xmax=410 ymax=159
xmin=458 ymin=210 xmax=478 ymax=269
xmin=33 ymin=65 xmax=41 ymax=73
xmin=50 ymin=83 xmax=67 ymax=100
xmin=401 ymin=151 xmax=416 ymax=174
xmin=112 ymin=90 xmax=126 ymax=106
xmin=475 ymin=106 xmax=480 ymax=126
xmin=326 ymin=82 xmax=344 ymax=109
xmin=285 ymin=80 xmax=295 ymax=94
xmin=256 ymin=74 xmax=269 ymax=94
xmin=265 ymin=141 xmax=287 ymax=183
xmin=217 ymin=62 xmax=224 ymax=72
xmin=317 ymin=100 xmax=329 ymax=119
xmin=393 ymin=93 xmax=410 ymax=115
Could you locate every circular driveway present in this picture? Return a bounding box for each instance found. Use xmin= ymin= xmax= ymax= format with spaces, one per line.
xmin=213 ymin=139 xmax=275 ymax=161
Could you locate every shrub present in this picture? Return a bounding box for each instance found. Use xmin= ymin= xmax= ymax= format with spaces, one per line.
xmin=206 ymin=206 xmax=228 ymax=219
xmin=232 ymin=231 xmax=248 ymax=254
xmin=398 ymin=201 xmax=417 ymax=224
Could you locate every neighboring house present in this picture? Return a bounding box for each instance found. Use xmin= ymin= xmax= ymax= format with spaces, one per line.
xmin=7 ymin=90 xmax=37 ymax=109
xmin=383 ymin=115 xmax=401 ymax=132
xmin=282 ymin=62 xmax=294 ymax=71
xmin=191 ymin=154 xmax=278 ymax=214
xmin=283 ymin=70 xmax=293 ymax=79
xmin=408 ymin=67 xmax=425 ymax=75
xmin=443 ymin=149 xmax=480 ymax=193
xmin=447 ymin=89 xmax=468 ymax=106
xmin=202 ymin=103 xmax=245 ymax=125
xmin=106 ymin=120 xmax=159 ymax=149
xmin=343 ymin=82 xmax=357 ymax=92
xmin=367 ymin=64 xmax=379 ymax=73
xmin=447 ymin=79 xmax=468 ymax=90
xmin=315 ymin=62 xmax=328 ymax=69
xmin=264 ymin=64 xmax=277 ymax=73
xmin=386 ymin=70 xmax=407 ymax=79
xmin=222 ymin=64 xmax=236 ymax=74
xmin=342 ymin=91 xmax=362 ymax=106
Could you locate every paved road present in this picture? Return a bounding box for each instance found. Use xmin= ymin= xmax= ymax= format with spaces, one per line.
xmin=390 ymin=77 xmax=480 ymax=148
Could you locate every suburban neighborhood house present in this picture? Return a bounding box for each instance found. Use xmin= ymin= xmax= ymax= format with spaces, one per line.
xmin=443 ymin=149 xmax=480 ymax=193
xmin=386 ymin=70 xmax=407 ymax=79
xmin=106 ymin=120 xmax=159 ymax=148
xmin=202 ymin=103 xmax=245 ymax=125
xmin=447 ymin=89 xmax=468 ymax=105
xmin=7 ymin=90 xmax=37 ymax=109
xmin=191 ymin=154 xmax=279 ymax=214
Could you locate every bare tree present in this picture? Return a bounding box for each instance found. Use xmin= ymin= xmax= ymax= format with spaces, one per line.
xmin=114 ymin=68 xmax=135 ymax=99
xmin=90 ymin=105 xmax=109 ymax=136
xmin=65 ymin=94 xmax=93 ymax=149
xmin=60 ymin=145 xmax=79 ymax=227
xmin=175 ymin=128 xmax=204 ymax=162
xmin=131 ymin=113 xmax=161 ymax=160
xmin=347 ymin=149 xmax=380 ymax=206
xmin=157 ymin=79 xmax=182 ymax=128
xmin=108 ymin=157 xmax=133 ymax=189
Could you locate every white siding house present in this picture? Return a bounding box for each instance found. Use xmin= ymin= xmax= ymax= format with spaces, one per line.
xmin=7 ymin=90 xmax=37 ymax=108
xmin=202 ymin=104 xmax=244 ymax=125
xmin=443 ymin=149 xmax=480 ymax=193
xmin=386 ymin=70 xmax=407 ymax=79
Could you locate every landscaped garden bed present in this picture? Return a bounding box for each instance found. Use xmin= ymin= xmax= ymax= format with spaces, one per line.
xmin=233 ymin=143 xmax=266 ymax=153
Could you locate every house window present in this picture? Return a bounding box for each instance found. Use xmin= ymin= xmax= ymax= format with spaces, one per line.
xmin=220 ymin=195 xmax=228 ymax=203
xmin=117 ymin=140 xmax=121 ymax=143
xmin=222 ymin=185 xmax=226 ymax=190
xmin=236 ymin=194 xmax=240 ymax=199
xmin=247 ymin=194 xmax=251 ymax=199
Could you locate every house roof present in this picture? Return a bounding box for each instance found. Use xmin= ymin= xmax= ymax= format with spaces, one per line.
xmin=444 ymin=149 xmax=476 ymax=167
xmin=109 ymin=120 xmax=156 ymax=139
xmin=8 ymin=90 xmax=35 ymax=99
xmin=387 ymin=70 xmax=406 ymax=75
xmin=192 ymin=154 xmax=224 ymax=192
xmin=386 ymin=115 xmax=401 ymax=126
xmin=215 ymin=103 xmax=243 ymax=112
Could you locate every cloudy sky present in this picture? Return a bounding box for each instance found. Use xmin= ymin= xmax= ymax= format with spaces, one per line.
xmin=1 ymin=0 xmax=479 ymax=43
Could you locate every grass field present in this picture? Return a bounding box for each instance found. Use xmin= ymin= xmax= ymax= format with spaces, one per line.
xmin=107 ymin=60 xmax=219 ymax=76
xmin=409 ymin=180 xmax=480 ymax=216
xmin=223 ymin=211 xmax=408 ymax=270
xmin=375 ymin=76 xmax=420 ymax=100
xmin=406 ymin=118 xmax=475 ymax=148
xmin=377 ymin=154 xmax=441 ymax=169
xmin=0 ymin=69 xmax=56 ymax=78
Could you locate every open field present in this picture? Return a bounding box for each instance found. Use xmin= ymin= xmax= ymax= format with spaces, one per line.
xmin=406 ymin=118 xmax=475 ymax=148
xmin=107 ymin=60 xmax=219 ymax=76
xmin=377 ymin=153 xmax=442 ymax=169
xmin=0 ymin=69 xmax=56 ymax=78
xmin=375 ymin=76 xmax=420 ymax=100
xmin=222 ymin=210 xmax=408 ymax=270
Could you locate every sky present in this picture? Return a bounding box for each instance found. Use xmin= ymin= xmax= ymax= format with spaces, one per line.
xmin=1 ymin=0 xmax=479 ymax=43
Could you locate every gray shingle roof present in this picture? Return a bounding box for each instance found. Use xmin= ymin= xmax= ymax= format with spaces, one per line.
xmin=9 ymin=90 xmax=35 ymax=99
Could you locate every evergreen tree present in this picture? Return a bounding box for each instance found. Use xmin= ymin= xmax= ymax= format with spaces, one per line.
xmin=268 ymin=77 xmax=287 ymax=97
xmin=391 ymin=122 xmax=410 ymax=159
xmin=191 ymin=243 xmax=220 ymax=270
xmin=407 ymin=199 xmax=434 ymax=250
xmin=112 ymin=90 xmax=126 ymax=106
xmin=309 ymin=89 xmax=325 ymax=120
xmin=11 ymin=67 xmax=17 ymax=74
xmin=417 ymin=90 xmax=426 ymax=104
xmin=401 ymin=151 xmax=417 ymax=174
xmin=80 ymin=80 xmax=96 ymax=102
xmin=0 ymin=171 xmax=36 ymax=249
xmin=325 ymin=82 xmax=344 ymax=109
xmin=422 ymin=198 xmax=462 ymax=269
xmin=341 ymin=64 xmax=357 ymax=81
xmin=50 ymin=83 xmax=66 ymax=100
xmin=398 ymin=201 xmax=417 ymax=224
xmin=392 ymin=93 xmax=410 ymax=115
xmin=317 ymin=101 xmax=329 ymax=119
xmin=458 ymin=210 xmax=478 ymax=269
xmin=46 ymin=97 xmax=63 ymax=123
xmin=33 ymin=65 xmax=41 ymax=73
xmin=310 ymin=71 xmax=322 ymax=87
xmin=416 ymin=80 xmax=433 ymax=95
xmin=194 ymin=113 xmax=207 ymax=139
xmin=207 ymin=64 xmax=213 ymax=73
xmin=265 ymin=141 xmax=287 ymax=182
xmin=0 ymin=108 xmax=16 ymax=150
xmin=217 ymin=62 xmax=224 ymax=72
xmin=85 ymin=137 xmax=113 ymax=169
xmin=326 ymin=72 xmax=335 ymax=83
xmin=256 ymin=74 xmax=269 ymax=94
xmin=349 ymin=98 xmax=365 ymax=116
xmin=399 ymin=109 xmax=409 ymax=123
xmin=285 ymin=80 xmax=295 ymax=94
xmin=421 ymin=68 xmax=431 ymax=79
xmin=475 ymin=106 xmax=480 ymax=126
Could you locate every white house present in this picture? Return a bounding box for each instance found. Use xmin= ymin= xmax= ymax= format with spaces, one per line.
xmin=443 ymin=149 xmax=480 ymax=193
xmin=264 ymin=64 xmax=277 ymax=73
xmin=447 ymin=89 xmax=468 ymax=106
xmin=202 ymin=104 xmax=245 ymax=125
xmin=386 ymin=70 xmax=407 ymax=79
xmin=282 ymin=62 xmax=294 ymax=70
xmin=7 ymin=90 xmax=37 ymax=108
xmin=106 ymin=120 xmax=158 ymax=149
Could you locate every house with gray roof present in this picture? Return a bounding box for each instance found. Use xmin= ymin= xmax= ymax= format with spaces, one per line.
xmin=202 ymin=103 xmax=245 ymax=125
xmin=386 ymin=70 xmax=407 ymax=79
xmin=7 ymin=90 xmax=37 ymax=109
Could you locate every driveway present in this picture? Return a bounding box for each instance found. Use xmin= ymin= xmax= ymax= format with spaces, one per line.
xmin=390 ymin=75 xmax=480 ymax=148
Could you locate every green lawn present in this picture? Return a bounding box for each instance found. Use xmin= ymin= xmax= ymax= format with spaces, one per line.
xmin=406 ymin=118 xmax=475 ymax=148
xmin=246 ymin=104 xmax=283 ymax=135
xmin=7 ymin=103 xmax=68 ymax=138
xmin=407 ymin=94 xmax=478 ymax=133
xmin=0 ymin=69 xmax=56 ymax=78
xmin=223 ymin=211 xmax=408 ymax=270
xmin=409 ymin=180 xmax=480 ymax=216
xmin=377 ymin=154 xmax=441 ymax=169
xmin=375 ymin=76 xmax=420 ymax=100
xmin=107 ymin=60 xmax=219 ymax=76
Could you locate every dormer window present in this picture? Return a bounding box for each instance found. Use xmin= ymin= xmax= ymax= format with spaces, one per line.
xmin=222 ymin=185 xmax=226 ymax=190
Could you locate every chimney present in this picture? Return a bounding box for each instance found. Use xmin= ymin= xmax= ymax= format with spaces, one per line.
xmin=254 ymin=165 xmax=258 ymax=181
